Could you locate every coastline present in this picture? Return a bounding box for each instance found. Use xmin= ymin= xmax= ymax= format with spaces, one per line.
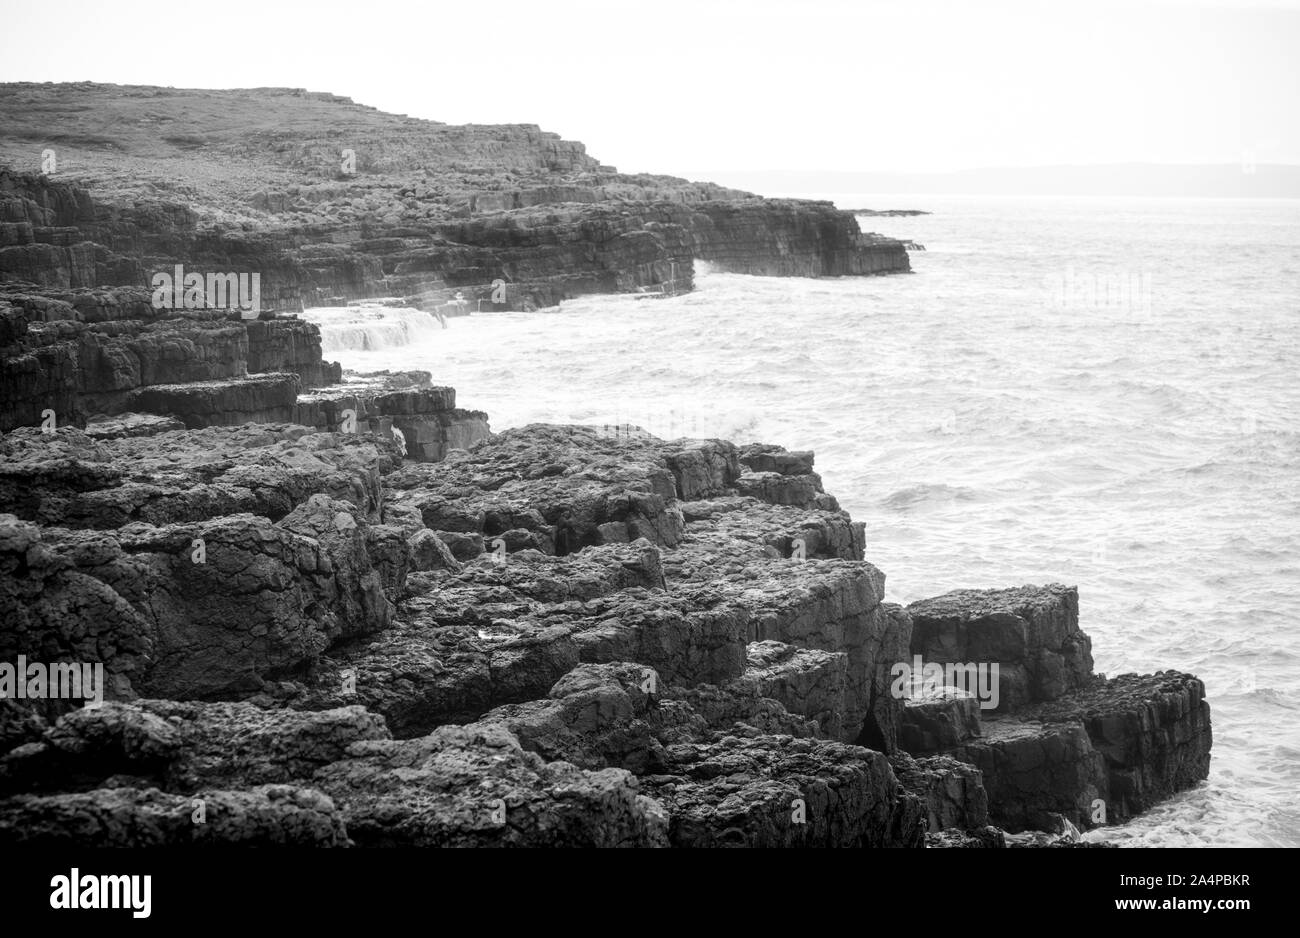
xmin=0 ymin=84 xmax=1214 ymax=848
xmin=0 ymin=399 xmax=1212 ymax=846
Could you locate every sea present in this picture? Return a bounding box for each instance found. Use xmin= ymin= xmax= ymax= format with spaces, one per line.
xmin=302 ymin=194 xmax=1300 ymax=847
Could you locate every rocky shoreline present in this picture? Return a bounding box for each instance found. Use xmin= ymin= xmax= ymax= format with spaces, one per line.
xmin=0 ymin=415 xmax=1213 ymax=846
xmin=0 ymin=84 xmax=1210 ymax=847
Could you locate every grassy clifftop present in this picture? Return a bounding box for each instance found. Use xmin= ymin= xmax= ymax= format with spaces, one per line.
xmin=0 ymin=82 xmax=735 ymax=228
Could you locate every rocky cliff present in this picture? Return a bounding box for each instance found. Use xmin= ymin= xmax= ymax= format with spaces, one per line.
xmin=0 ymin=84 xmax=1209 ymax=848
xmin=0 ymin=83 xmax=908 ymax=317
xmin=0 ymin=419 xmax=1211 ymax=846
xmin=1 ymin=83 xmax=908 ymax=436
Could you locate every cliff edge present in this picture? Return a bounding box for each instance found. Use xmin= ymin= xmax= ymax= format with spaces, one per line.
xmin=0 ymin=83 xmax=909 ymax=315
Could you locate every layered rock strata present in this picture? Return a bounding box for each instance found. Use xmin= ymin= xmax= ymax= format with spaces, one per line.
xmin=1 ymin=83 xmax=909 ymax=329
xmin=0 ymin=421 xmax=1210 ymax=846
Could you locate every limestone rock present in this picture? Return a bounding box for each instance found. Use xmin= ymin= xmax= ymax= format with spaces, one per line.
xmin=0 ymin=784 xmax=349 ymax=846
xmin=312 ymin=723 xmax=668 ymax=847
xmin=907 ymin=584 xmax=1094 ymax=713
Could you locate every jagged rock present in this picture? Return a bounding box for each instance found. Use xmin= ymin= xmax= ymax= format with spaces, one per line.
xmin=662 ymin=440 xmax=742 ymax=499
xmin=907 ymin=584 xmax=1094 ymax=713
xmin=659 ymin=683 xmax=822 ymax=741
xmin=892 ymin=752 xmax=989 ymax=833
xmin=1 ymin=700 xmax=389 ymax=800
xmin=476 ymin=662 xmax=663 ymax=771
xmin=0 ymin=391 xmax=1213 ymax=845
xmin=1021 ymin=671 xmax=1212 ymax=824
xmin=571 ymin=596 xmax=748 ymax=687
xmin=83 ymin=412 xmax=185 ymax=439
xmin=0 ymin=698 xmax=49 ymax=755
xmin=0 ymin=424 xmax=397 ymax=528
xmin=899 ymin=687 xmax=983 ymax=753
xmin=140 ymin=701 xmax=389 ymax=792
xmin=312 ymin=723 xmax=668 ymax=846
xmin=0 ymin=513 xmax=154 ymax=697
xmin=0 ymin=507 xmax=396 ymax=700
xmin=383 ymin=426 xmax=703 ymax=551
xmin=731 ymin=641 xmax=849 ymax=738
xmin=433 ymin=530 xmax=483 ymax=561
xmin=926 ymin=826 xmax=1007 ymax=848
xmin=293 ymin=385 xmax=489 ymax=462
xmin=686 ymin=559 xmax=905 ymax=751
xmin=681 ymin=199 xmax=909 ymax=277
xmin=678 ymin=496 xmax=865 ymax=560
xmin=300 ymin=613 xmax=582 ymax=739
xmin=642 ymin=734 xmax=924 ymax=847
xmin=408 ymin=529 xmax=463 ymax=572
xmin=277 ymin=493 xmax=395 ymax=638
xmin=365 ymin=523 xmax=410 ymax=598
xmin=130 ymin=374 xmax=301 ymax=428
xmin=245 ymin=319 xmax=338 ymax=388
xmin=0 ymin=784 xmax=349 ymax=846
xmin=735 ymin=471 xmax=826 ymax=509
xmin=299 ymin=543 xmax=682 ymax=735
xmin=0 ymin=702 xmax=180 ymax=794
xmin=949 ymin=719 xmax=1105 ymax=833
xmin=380 ymin=499 xmax=424 ymax=536
xmin=738 ymin=443 xmax=815 ymax=475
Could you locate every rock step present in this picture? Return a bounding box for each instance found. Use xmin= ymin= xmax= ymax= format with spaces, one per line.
xmin=945 ymin=671 xmax=1211 ymax=832
xmin=907 ymin=584 xmax=1094 ymax=714
xmin=130 ymin=374 xmax=300 ymax=428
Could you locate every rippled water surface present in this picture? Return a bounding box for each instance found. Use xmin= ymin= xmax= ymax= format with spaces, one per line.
xmin=305 ymin=195 xmax=1300 ymax=846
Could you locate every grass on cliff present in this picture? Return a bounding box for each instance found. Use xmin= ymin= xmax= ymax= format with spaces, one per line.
xmin=0 ymin=83 xmax=599 ymax=227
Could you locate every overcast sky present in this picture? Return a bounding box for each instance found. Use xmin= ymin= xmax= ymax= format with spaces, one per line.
xmin=3 ymin=0 xmax=1297 ymax=178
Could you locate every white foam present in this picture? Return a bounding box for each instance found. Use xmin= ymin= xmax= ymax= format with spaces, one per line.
xmin=303 ymin=305 xmax=443 ymax=352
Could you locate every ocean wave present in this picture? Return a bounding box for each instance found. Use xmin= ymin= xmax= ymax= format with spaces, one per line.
xmin=303 ymin=306 xmax=443 ymax=352
xmin=880 ymin=483 xmax=979 ymax=511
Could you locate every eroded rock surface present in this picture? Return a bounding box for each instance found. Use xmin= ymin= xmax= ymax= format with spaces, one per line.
xmin=0 ymin=422 xmax=1212 ymax=847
